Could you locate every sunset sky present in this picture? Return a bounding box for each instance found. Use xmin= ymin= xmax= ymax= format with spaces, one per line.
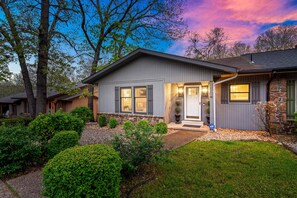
xmin=167 ymin=0 xmax=297 ymax=54
xmin=8 ymin=0 xmax=297 ymax=73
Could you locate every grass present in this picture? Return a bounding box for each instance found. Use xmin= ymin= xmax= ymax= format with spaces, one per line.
xmin=133 ymin=141 xmax=297 ymax=197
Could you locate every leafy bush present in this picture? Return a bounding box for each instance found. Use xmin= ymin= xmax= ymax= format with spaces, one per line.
xmin=43 ymin=144 xmax=122 ymax=198
xmin=0 ymin=126 xmax=41 ymax=177
xmin=98 ymin=114 xmax=107 ymax=127
xmin=29 ymin=110 xmax=84 ymax=145
xmin=47 ymin=131 xmax=79 ymax=159
xmin=136 ymin=119 xmax=152 ymax=132
xmin=123 ymin=120 xmax=135 ymax=131
xmin=70 ymin=107 xmax=93 ymax=123
xmin=154 ymin=122 xmax=168 ymax=134
xmin=112 ymin=122 xmax=165 ymax=175
xmin=0 ymin=117 xmax=33 ymax=127
xmin=109 ymin=117 xmax=118 ymax=129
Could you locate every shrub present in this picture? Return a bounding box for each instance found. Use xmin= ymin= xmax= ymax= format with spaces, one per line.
xmin=47 ymin=131 xmax=79 ymax=159
xmin=154 ymin=122 xmax=168 ymax=134
xmin=0 ymin=126 xmax=41 ymax=177
xmin=43 ymin=144 xmax=122 ymax=198
xmin=112 ymin=123 xmax=165 ymax=175
xmin=0 ymin=117 xmax=33 ymax=127
xmin=136 ymin=120 xmax=152 ymax=132
xmin=70 ymin=107 xmax=93 ymax=123
xmin=123 ymin=120 xmax=135 ymax=132
xmin=29 ymin=110 xmax=84 ymax=145
xmin=98 ymin=114 xmax=107 ymax=127
xmin=109 ymin=117 xmax=118 ymax=129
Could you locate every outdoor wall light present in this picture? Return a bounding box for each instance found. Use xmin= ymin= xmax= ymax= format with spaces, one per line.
xmin=202 ymin=85 xmax=208 ymax=97
xmin=178 ymin=86 xmax=184 ymax=97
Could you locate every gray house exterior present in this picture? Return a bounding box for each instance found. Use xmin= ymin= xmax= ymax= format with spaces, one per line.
xmin=83 ymin=48 xmax=297 ymax=132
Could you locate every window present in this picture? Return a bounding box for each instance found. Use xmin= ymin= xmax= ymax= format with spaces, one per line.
xmin=286 ymin=80 xmax=296 ymax=120
xmin=134 ymin=87 xmax=147 ymax=113
xmin=120 ymin=88 xmax=132 ymax=113
xmin=229 ymin=84 xmax=250 ymax=102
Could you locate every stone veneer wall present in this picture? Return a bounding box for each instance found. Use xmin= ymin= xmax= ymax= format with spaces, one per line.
xmin=97 ymin=113 xmax=164 ymax=125
xmin=269 ymin=78 xmax=295 ymax=133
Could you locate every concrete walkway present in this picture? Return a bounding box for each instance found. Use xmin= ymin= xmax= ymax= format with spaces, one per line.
xmin=164 ymin=130 xmax=206 ymax=149
xmin=1 ymin=130 xmax=205 ymax=198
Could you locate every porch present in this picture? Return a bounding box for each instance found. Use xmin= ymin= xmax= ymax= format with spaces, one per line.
xmin=164 ymin=81 xmax=214 ymax=130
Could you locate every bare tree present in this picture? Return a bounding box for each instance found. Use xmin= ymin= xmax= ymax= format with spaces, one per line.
xmin=255 ymin=25 xmax=297 ymax=52
xmin=77 ymin=0 xmax=187 ymax=114
xmin=229 ymin=41 xmax=251 ymax=57
xmin=186 ymin=28 xmax=229 ymax=60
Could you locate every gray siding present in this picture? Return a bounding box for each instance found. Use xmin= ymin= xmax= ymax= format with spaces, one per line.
xmin=97 ymin=55 xmax=224 ymax=116
xmin=98 ymin=80 xmax=164 ymax=116
xmin=216 ymin=75 xmax=269 ymax=130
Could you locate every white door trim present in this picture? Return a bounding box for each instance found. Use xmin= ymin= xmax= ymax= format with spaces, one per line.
xmin=184 ymin=85 xmax=202 ymax=121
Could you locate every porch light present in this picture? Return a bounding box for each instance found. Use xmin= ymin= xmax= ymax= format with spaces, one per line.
xmin=202 ymin=85 xmax=208 ymax=97
xmin=178 ymin=86 xmax=184 ymax=97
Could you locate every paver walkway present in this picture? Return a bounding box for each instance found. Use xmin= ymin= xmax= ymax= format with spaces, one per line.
xmin=0 ymin=180 xmax=15 ymax=198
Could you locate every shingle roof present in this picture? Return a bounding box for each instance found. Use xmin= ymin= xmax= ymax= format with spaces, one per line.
xmin=0 ymin=95 xmax=20 ymax=104
xmin=209 ymin=48 xmax=297 ymax=73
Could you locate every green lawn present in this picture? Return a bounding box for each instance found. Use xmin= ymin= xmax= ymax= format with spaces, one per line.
xmin=133 ymin=141 xmax=297 ymax=197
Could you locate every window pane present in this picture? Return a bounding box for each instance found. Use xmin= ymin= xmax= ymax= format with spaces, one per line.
xmin=187 ymin=87 xmax=198 ymax=96
xmin=230 ymin=84 xmax=249 ymax=93
xmin=135 ymin=87 xmax=146 ymax=97
xmin=121 ymin=98 xmax=132 ymax=112
xmin=230 ymin=93 xmax=249 ymax=101
xmin=121 ymin=88 xmax=131 ymax=97
xmin=135 ymin=98 xmax=147 ymax=113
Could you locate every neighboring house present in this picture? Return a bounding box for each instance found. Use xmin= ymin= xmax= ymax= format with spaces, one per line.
xmin=0 ymin=84 xmax=98 ymax=118
xmin=82 ymin=48 xmax=297 ymax=132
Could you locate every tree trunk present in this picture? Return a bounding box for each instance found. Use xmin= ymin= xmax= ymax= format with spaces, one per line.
xmin=19 ymin=55 xmax=36 ymax=117
xmin=36 ymin=0 xmax=49 ymax=115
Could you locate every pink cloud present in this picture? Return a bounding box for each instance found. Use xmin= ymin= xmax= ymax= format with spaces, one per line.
xmin=170 ymin=0 xmax=297 ymax=55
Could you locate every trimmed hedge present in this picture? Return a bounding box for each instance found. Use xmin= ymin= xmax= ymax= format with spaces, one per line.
xmin=29 ymin=110 xmax=84 ymax=145
xmin=0 ymin=117 xmax=33 ymax=127
xmin=47 ymin=131 xmax=79 ymax=159
xmin=136 ymin=120 xmax=152 ymax=132
xmin=154 ymin=122 xmax=168 ymax=134
xmin=0 ymin=126 xmax=41 ymax=177
xmin=109 ymin=117 xmax=118 ymax=129
xmin=43 ymin=144 xmax=122 ymax=198
xmin=70 ymin=107 xmax=93 ymax=123
xmin=98 ymin=114 xmax=107 ymax=127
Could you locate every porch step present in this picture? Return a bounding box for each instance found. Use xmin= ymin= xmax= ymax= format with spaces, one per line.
xmin=168 ymin=122 xmax=210 ymax=132
xmin=181 ymin=120 xmax=204 ymax=127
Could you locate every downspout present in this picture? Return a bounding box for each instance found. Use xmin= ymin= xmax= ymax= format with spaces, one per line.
xmin=212 ymin=72 xmax=238 ymax=131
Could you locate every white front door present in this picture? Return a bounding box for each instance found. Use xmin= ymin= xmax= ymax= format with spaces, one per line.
xmin=184 ymin=85 xmax=201 ymax=120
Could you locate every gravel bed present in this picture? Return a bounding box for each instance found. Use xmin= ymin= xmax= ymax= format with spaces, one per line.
xmin=197 ymin=128 xmax=278 ymax=142
xmin=79 ymin=125 xmax=123 ymax=145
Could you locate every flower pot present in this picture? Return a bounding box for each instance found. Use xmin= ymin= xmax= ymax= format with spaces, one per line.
xmin=175 ymin=114 xmax=181 ymax=124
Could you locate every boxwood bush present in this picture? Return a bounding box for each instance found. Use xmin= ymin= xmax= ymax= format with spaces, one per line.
xmin=154 ymin=122 xmax=168 ymax=134
xmin=0 ymin=126 xmax=41 ymax=177
xmin=123 ymin=120 xmax=135 ymax=132
xmin=70 ymin=107 xmax=93 ymax=123
xmin=43 ymin=144 xmax=122 ymax=198
xmin=136 ymin=120 xmax=152 ymax=132
xmin=98 ymin=114 xmax=107 ymax=127
xmin=0 ymin=117 xmax=33 ymax=127
xmin=109 ymin=117 xmax=118 ymax=129
xmin=29 ymin=110 xmax=84 ymax=145
xmin=47 ymin=131 xmax=79 ymax=159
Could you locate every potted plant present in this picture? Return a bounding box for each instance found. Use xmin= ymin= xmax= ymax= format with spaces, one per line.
xmin=175 ymin=100 xmax=181 ymax=124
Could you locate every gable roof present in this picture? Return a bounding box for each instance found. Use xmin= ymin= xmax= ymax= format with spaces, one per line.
xmin=209 ymin=48 xmax=297 ymax=73
xmin=82 ymin=48 xmax=238 ymax=84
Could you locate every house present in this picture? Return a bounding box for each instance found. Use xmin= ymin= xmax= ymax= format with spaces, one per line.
xmin=0 ymin=84 xmax=98 ymax=118
xmin=82 ymin=48 xmax=297 ymax=132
